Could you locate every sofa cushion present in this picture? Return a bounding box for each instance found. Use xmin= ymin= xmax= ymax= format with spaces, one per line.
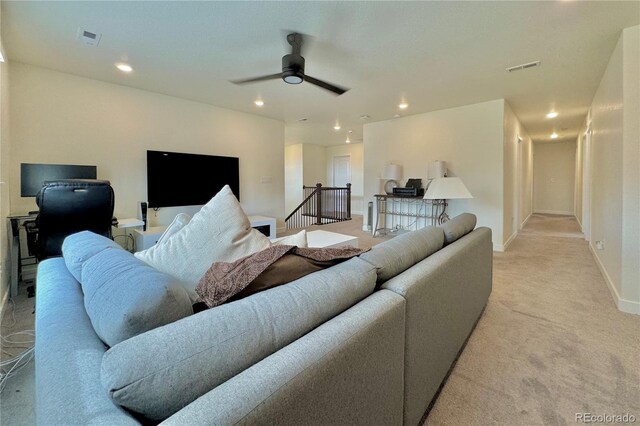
xmin=62 ymin=231 xmax=122 ymax=282
xmin=101 ymin=257 xmax=377 ymax=421
xmin=134 ymin=185 xmax=271 ymax=301
xmin=440 ymin=213 xmax=477 ymax=245
xmin=360 ymin=226 xmax=444 ymax=284
xmin=82 ymin=248 xmax=193 ymax=347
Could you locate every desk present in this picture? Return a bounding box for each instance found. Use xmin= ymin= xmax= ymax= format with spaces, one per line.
xmin=373 ymin=195 xmax=438 ymax=237
xmin=8 ymin=213 xmax=38 ymax=298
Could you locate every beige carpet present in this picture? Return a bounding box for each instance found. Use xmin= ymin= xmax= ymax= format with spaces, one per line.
xmin=426 ymin=215 xmax=639 ymax=425
xmin=1 ymin=214 xmax=638 ymax=426
xmin=519 ymin=213 xmax=584 ymax=238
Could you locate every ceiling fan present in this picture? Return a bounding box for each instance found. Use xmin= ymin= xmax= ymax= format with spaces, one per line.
xmin=231 ymin=33 xmax=349 ymax=96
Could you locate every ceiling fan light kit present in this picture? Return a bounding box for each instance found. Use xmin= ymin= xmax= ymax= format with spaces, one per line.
xmin=231 ymin=33 xmax=349 ymax=95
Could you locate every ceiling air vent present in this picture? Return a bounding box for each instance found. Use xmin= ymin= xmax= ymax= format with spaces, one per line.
xmin=77 ymin=28 xmax=102 ymax=46
xmin=506 ymin=60 xmax=540 ymax=72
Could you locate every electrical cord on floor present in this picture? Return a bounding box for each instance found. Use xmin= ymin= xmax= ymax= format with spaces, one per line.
xmin=0 ymin=299 xmax=35 ymax=393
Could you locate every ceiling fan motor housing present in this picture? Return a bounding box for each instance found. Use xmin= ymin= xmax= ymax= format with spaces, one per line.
xmin=282 ymin=54 xmax=305 ymax=84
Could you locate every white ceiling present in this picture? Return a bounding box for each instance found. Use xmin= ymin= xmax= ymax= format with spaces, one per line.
xmin=2 ymin=1 xmax=638 ymax=146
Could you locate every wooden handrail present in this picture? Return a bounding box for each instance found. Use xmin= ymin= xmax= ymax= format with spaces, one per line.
xmin=285 ymin=183 xmax=352 ymax=229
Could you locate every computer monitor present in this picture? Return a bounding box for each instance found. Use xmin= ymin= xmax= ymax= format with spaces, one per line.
xmin=20 ymin=163 xmax=98 ymax=197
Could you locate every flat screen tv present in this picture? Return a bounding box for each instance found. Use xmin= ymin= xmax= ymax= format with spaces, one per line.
xmin=147 ymin=150 xmax=240 ymax=208
xmin=20 ymin=163 xmax=98 ymax=197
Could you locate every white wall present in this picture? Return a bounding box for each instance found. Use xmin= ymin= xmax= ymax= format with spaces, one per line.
xmin=620 ymin=25 xmax=640 ymax=311
xmin=533 ymin=141 xmax=576 ymax=215
xmin=9 ymin=63 xmax=285 ymax=228
xmin=364 ymin=99 xmax=506 ymax=248
xmin=574 ymin=131 xmax=584 ymax=226
xmin=503 ymin=101 xmax=533 ymax=245
xmin=588 ymin=26 xmax=639 ymax=313
xmin=302 ymin=144 xmax=327 ymax=187
xmin=0 ymin=9 xmax=11 ymax=312
xmin=326 ymin=143 xmax=364 ymax=214
xmin=519 ymin=133 xmax=534 ymax=228
xmin=284 ymin=144 xmax=303 ymax=216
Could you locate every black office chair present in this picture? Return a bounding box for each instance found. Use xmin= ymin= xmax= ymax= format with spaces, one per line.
xmin=25 ymin=179 xmax=115 ymax=261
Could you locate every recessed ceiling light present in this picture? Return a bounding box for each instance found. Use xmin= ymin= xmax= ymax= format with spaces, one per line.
xmin=334 ymin=124 xmax=341 ymax=130
xmin=398 ymin=102 xmax=408 ymax=110
xmin=360 ymin=115 xmax=371 ymax=120
xmin=393 ymin=114 xmax=401 ymax=118
xmin=348 ymin=130 xmax=353 ymax=134
xmin=115 ymin=63 xmax=133 ymax=73
xmin=254 ymin=99 xmax=264 ymax=107
xmin=546 ymin=111 xmax=558 ymax=118
xmin=550 ymin=133 xmax=559 ymax=139
xmin=297 ymin=118 xmax=308 ymax=122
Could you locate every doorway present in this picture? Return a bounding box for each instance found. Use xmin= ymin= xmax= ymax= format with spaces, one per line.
xmin=333 ymin=155 xmax=351 ymax=187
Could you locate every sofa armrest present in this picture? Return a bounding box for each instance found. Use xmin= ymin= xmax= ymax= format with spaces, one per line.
xmin=161 ymin=290 xmax=406 ymax=426
xmin=381 ymin=227 xmax=493 ymax=426
xmin=35 ymin=259 xmax=138 ymax=426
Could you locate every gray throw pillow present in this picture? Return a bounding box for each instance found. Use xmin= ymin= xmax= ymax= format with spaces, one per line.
xmin=81 ymin=248 xmax=193 ymax=347
xmin=62 ymin=231 xmax=122 ymax=282
xmin=441 ymin=213 xmax=477 ymax=245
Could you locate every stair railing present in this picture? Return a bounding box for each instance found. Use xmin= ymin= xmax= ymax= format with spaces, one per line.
xmin=285 ymin=183 xmax=352 ymax=229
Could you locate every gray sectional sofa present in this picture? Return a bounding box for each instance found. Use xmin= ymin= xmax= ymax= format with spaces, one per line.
xmin=35 ymin=213 xmax=492 ymax=425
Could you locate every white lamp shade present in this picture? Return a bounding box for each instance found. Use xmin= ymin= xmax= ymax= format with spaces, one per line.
xmin=383 ymin=164 xmax=402 ymax=180
xmin=424 ymin=177 xmax=473 ymax=200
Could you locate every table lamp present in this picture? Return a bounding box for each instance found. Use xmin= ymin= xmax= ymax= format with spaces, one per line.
xmin=383 ymin=164 xmax=402 ymax=194
xmin=424 ymin=177 xmax=473 ymax=224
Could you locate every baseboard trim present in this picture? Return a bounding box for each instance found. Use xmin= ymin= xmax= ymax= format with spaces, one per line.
xmin=501 ymin=231 xmax=517 ymax=252
xmin=589 ymin=244 xmax=640 ymax=315
xmin=0 ymin=284 xmax=9 ymax=324
xmin=520 ymin=212 xmax=532 ymax=230
xmin=533 ymin=210 xmax=575 ymax=216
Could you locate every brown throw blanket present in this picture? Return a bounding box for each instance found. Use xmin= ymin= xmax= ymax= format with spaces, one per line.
xmin=196 ymin=245 xmax=367 ymax=308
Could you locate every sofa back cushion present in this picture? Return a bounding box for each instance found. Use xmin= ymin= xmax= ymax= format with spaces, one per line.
xmin=440 ymin=213 xmax=477 ymax=245
xmin=62 ymin=231 xmax=122 ymax=282
xmin=82 ymin=248 xmax=193 ymax=347
xmin=101 ymin=257 xmax=377 ymax=421
xmin=360 ymin=226 xmax=444 ymax=283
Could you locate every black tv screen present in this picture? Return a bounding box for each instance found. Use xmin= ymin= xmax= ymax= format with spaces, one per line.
xmin=21 ymin=163 xmax=97 ymax=197
xmin=147 ymin=150 xmax=240 ymax=208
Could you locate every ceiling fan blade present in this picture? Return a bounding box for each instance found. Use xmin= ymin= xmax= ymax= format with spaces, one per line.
xmin=304 ymin=75 xmax=349 ymax=95
xmin=231 ymin=73 xmax=282 ymax=85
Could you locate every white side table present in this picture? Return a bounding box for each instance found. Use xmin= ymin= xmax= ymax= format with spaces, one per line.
xmin=249 ymin=215 xmax=277 ymax=238
xmin=113 ymin=218 xmax=145 ymax=252
xmin=132 ymin=226 xmax=168 ymax=251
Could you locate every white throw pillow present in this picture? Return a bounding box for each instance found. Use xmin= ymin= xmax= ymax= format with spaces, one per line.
xmin=273 ymin=230 xmax=308 ymax=248
xmin=155 ymin=213 xmax=192 ymax=246
xmin=135 ymin=186 xmax=271 ymax=301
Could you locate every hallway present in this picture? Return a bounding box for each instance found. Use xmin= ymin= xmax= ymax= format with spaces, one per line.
xmin=427 ymin=214 xmax=639 ymax=425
